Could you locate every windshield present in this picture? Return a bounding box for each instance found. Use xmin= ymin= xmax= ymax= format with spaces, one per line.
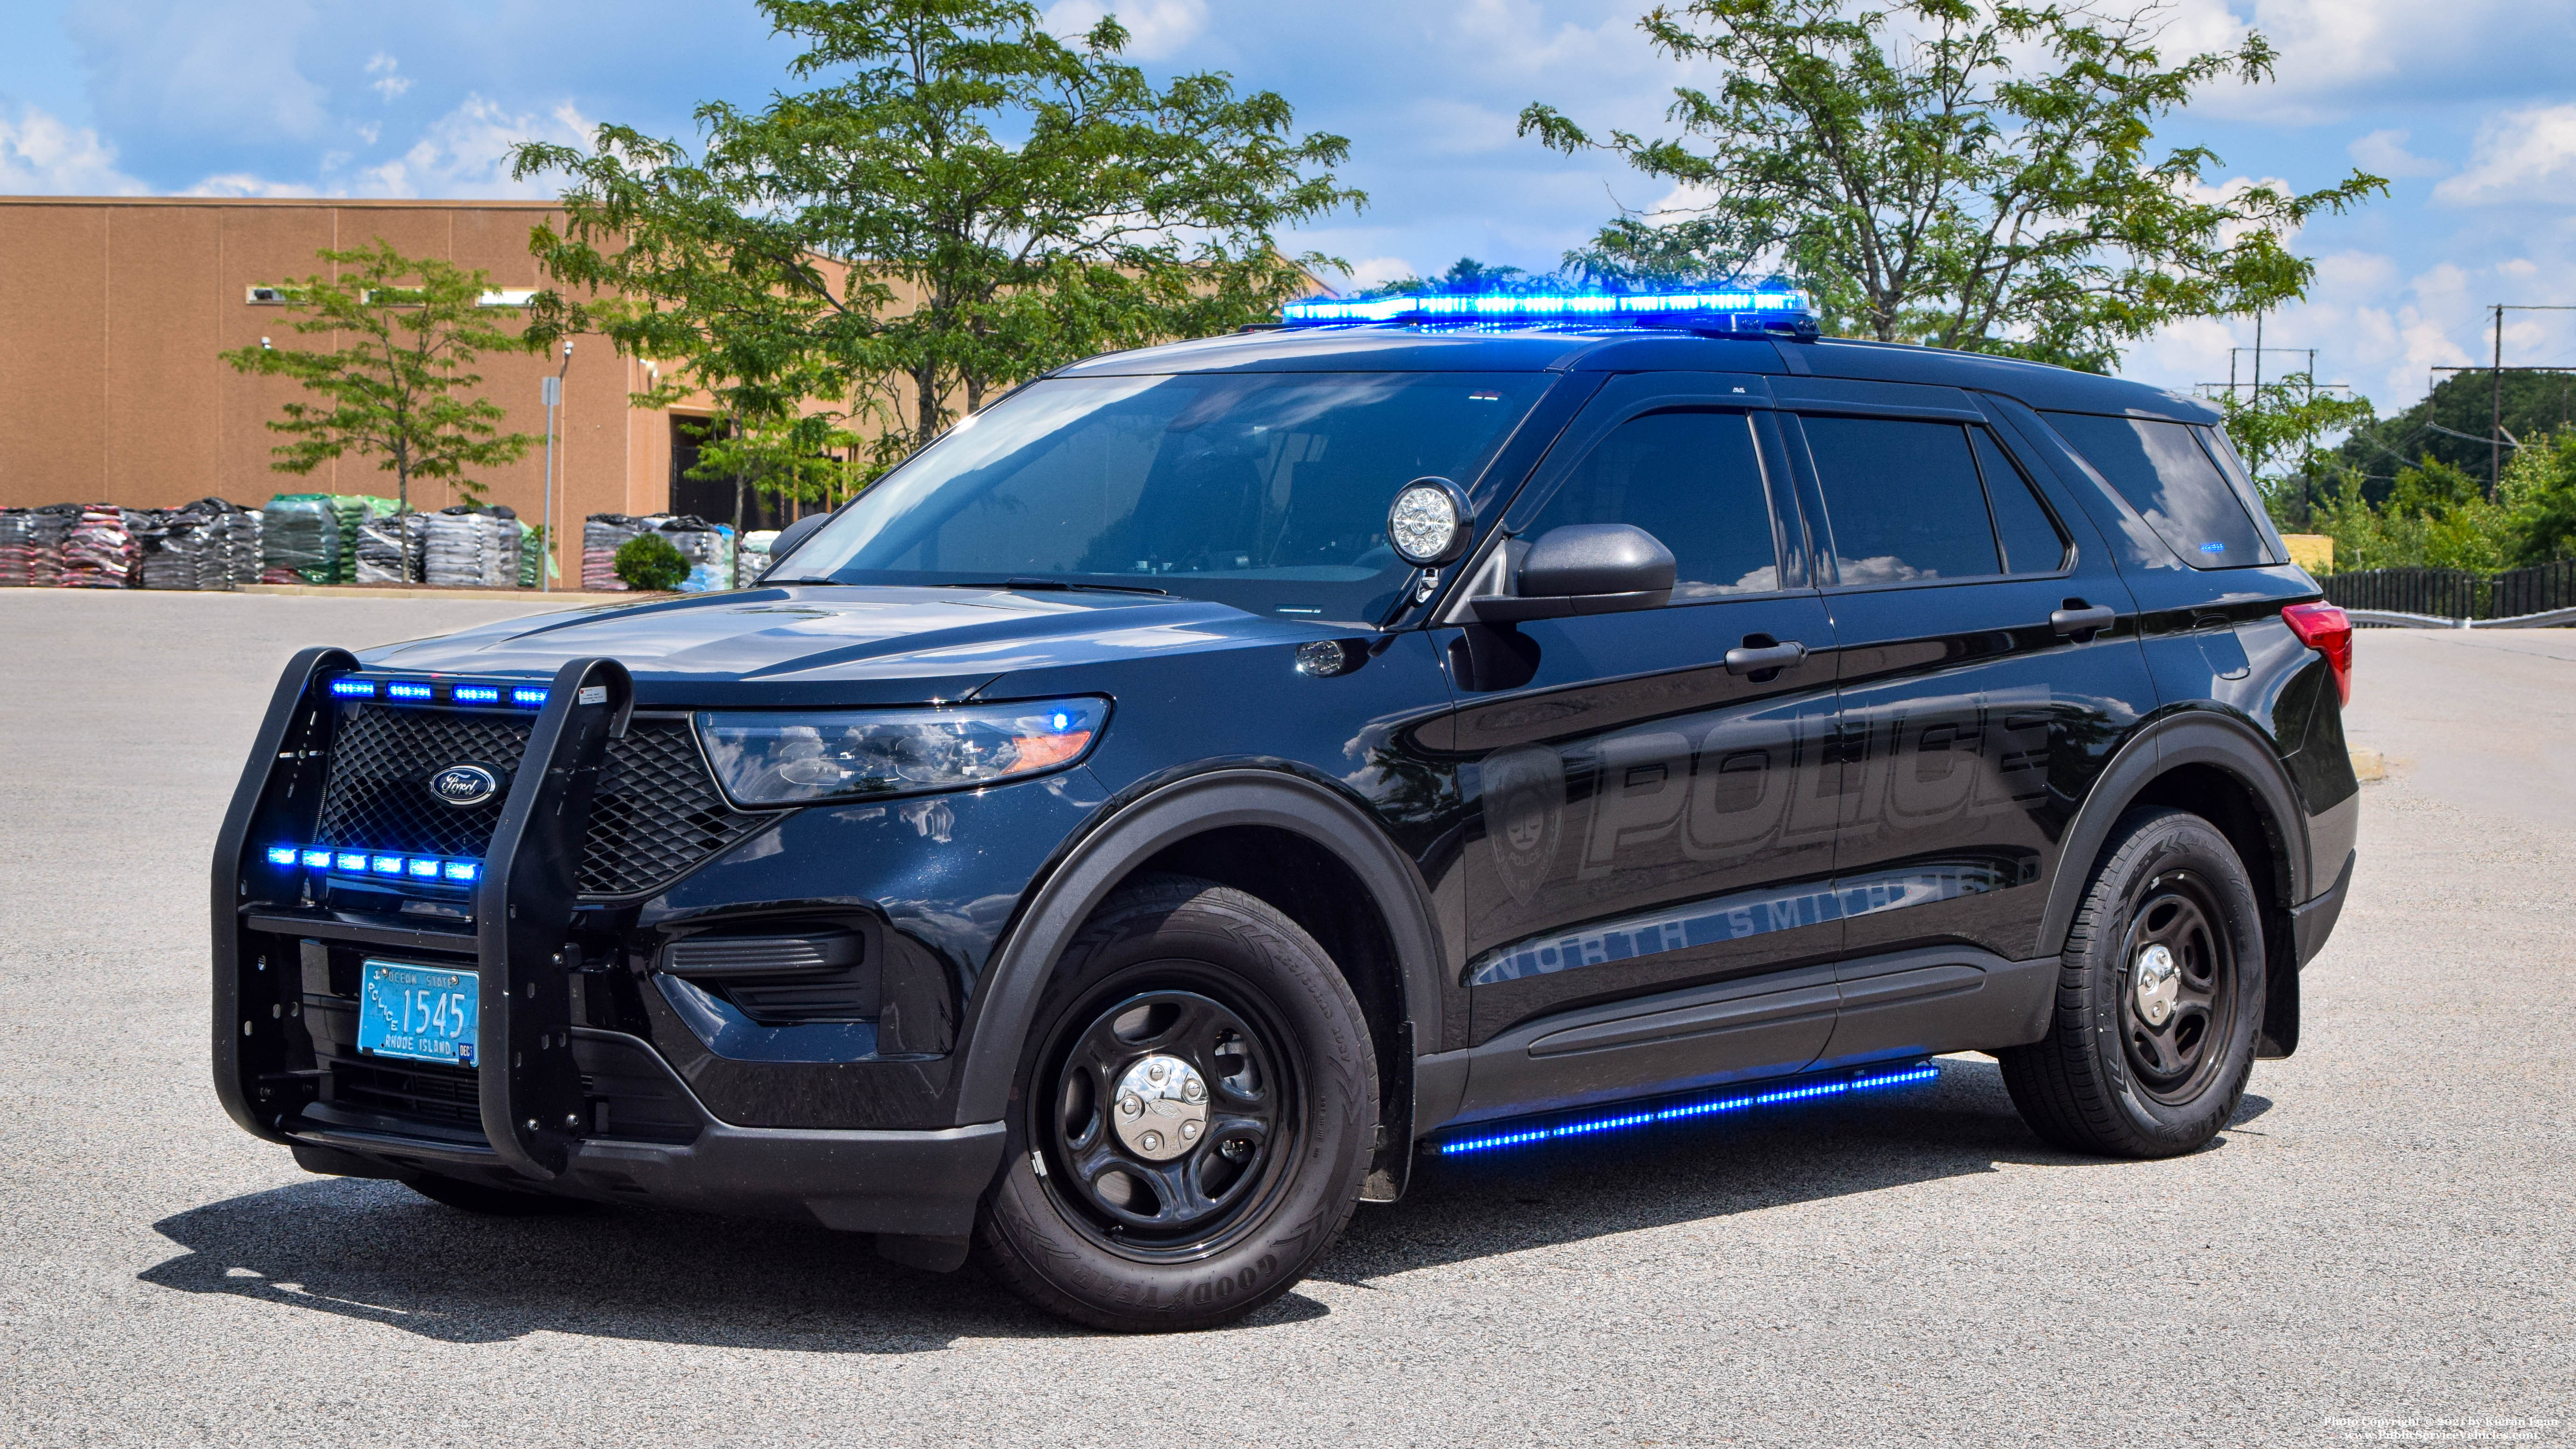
xmin=782 ymin=371 xmax=1553 ymax=623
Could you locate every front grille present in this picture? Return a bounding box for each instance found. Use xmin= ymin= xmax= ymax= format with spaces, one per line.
xmin=314 ymin=704 xmax=772 ymax=898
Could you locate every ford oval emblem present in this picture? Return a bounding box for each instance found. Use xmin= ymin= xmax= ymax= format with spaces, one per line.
xmin=429 ymin=764 xmax=502 ymax=808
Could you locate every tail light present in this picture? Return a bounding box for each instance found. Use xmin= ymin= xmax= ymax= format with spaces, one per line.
xmin=2282 ymin=601 xmax=2352 ymax=705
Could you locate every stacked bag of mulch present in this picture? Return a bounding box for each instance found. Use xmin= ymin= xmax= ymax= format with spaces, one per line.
xmin=261 ymin=495 xmax=341 ymax=584
xmin=2 ymin=504 xmax=79 ymax=587
xmin=131 ymin=499 xmax=265 ymax=591
xmin=736 ymin=529 xmax=779 ymax=587
xmin=657 ymin=515 xmax=736 ymax=592
xmin=352 ymin=510 xmax=419 ymax=585
xmin=582 ymin=514 xmax=650 ymax=590
xmin=195 ymin=497 xmax=265 ymax=588
xmin=419 ymin=505 xmax=526 ymax=589
xmin=60 ymin=505 xmax=138 ymax=588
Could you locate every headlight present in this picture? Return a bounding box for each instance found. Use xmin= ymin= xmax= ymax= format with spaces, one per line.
xmin=696 ymin=697 xmax=1110 ymax=807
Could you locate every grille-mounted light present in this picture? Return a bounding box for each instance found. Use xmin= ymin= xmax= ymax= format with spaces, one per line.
xmin=512 ymin=687 xmax=549 ymax=708
xmin=452 ymin=685 xmax=501 ymax=705
xmin=265 ymin=846 xmax=298 ymax=866
xmin=386 ymin=682 xmax=434 ymax=702
xmin=329 ymin=678 xmax=377 ymax=698
xmin=1432 ymin=1060 xmax=1941 ymax=1157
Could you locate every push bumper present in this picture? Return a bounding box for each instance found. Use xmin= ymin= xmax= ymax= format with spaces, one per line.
xmin=213 ymin=648 xmax=1006 ymax=1245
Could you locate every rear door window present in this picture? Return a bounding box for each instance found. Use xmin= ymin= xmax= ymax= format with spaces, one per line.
xmin=1970 ymin=429 xmax=2070 ymax=574
xmin=2043 ymin=413 xmax=2276 ymax=568
xmin=1798 ymin=416 xmax=2001 ymax=584
xmin=1521 ymin=410 xmax=1784 ymax=599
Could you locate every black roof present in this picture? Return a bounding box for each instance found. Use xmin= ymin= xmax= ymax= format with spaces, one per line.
xmin=1056 ymin=323 xmax=2217 ymax=424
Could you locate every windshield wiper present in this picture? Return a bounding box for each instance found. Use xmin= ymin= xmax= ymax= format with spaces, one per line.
xmin=945 ymin=577 xmax=1172 ymax=596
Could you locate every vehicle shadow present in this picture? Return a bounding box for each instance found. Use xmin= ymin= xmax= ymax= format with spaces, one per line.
xmin=138 ymin=1059 xmax=2265 ymax=1345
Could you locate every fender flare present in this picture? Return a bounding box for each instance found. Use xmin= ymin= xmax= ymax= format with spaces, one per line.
xmin=950 ymin=768 xmax=1447 ymax=1126
xmin=2037 ymin=709 xmax=2316 ymax=957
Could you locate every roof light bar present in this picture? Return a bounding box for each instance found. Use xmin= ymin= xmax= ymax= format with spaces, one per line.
xmin=1281 ymin=286 xmax=1818 ymax=336
xmin=1432 ymin=1060 xmax=1940 ymax=1157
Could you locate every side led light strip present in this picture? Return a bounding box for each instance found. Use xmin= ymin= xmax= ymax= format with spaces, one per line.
xmin=1432 ymin=1061 xmax=1940 ymax=1157
xmin=265 ymin=843 xmax=481 ymax=884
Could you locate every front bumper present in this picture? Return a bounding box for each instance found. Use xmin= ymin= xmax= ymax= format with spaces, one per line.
xmin=286 ymin=1047 xmax=1005 ymax=1235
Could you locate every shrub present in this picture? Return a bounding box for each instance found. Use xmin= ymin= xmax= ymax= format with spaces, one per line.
xmin=614 ymin=531 xmax=690 ymax=591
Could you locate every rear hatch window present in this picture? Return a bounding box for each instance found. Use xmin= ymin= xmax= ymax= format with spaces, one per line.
xmin=2042 ymin=412 xmax=2277 ymax=568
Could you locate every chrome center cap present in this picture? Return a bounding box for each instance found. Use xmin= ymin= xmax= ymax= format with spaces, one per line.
xmin=1111 ymin=1054 xmax=1209 ymax=1162
xmin=2134 ymin=943 xmax=2181 ymax=1027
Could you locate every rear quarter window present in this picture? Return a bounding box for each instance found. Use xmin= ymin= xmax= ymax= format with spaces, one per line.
xmin=2042 ymin=412 xmax=2277 ymax=569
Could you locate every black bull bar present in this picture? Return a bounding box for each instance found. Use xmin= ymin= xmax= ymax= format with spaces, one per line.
xmin=211 ymin=648 xmax=635 ymax=1184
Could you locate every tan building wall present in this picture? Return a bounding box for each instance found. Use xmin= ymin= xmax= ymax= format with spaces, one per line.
xmin=0 ymin=196 xmax=685 ymax=582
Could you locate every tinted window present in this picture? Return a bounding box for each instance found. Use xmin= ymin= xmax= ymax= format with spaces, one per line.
xmin=2043 ymin=413 xmax=2274 ymax=568
xmin=1522 ymin=410 xmax=1781 ymax=599
xmin=1971 ymin=430 xmax=2069 ymax=573
xmin=787 ymin=371 xmax=1551 ymax=621
xmin=1800 ymin=417 xmax=2000 ymax=584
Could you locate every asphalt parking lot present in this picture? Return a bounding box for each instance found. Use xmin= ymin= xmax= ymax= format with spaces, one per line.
xmin=1 ymin=591 xmax=2569 ymax=1448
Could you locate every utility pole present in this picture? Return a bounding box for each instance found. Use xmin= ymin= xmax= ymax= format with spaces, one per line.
xmin=2483 ymin=303 xmax=2576 ymax=500
xmin=540 ymin=340 xmax=572 ymax=592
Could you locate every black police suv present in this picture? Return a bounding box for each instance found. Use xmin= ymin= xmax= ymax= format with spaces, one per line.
xmin=215 ymin=292 xmax=2359 ymax=1332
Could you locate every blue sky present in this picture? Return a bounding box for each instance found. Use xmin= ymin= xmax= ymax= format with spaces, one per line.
xmin=4 ymin=0 xmax=2575 ymax=411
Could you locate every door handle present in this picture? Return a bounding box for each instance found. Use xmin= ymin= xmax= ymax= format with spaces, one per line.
xmin=1724 ymin=640 xmax=1807 ymax=676
xmin=2050 ymin=603 xmax=2117 ymax=638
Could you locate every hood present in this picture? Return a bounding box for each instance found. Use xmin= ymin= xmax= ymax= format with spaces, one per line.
xmin=360 ymin=585 xmax=1340 ymax=706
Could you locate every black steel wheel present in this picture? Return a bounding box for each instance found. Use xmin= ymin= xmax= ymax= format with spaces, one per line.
xmin=1040 ymin=984 xmax=1302 ymax=1257
xmin=977 ymin=876 xmax=1376 ymax=1332
xmin=2001 ymin=807 xmax=2267 ymax=1158
xmin=2117 ymin=869 xmax=2237 ymax=1104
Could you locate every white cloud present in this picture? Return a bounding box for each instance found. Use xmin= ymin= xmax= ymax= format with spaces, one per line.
xmin=182 ymin=172 xmax=318 ymax=198
xmin=365 ymin=53 xmax=412 ymax=103
xmin=2434 ymin=104 xmax=2576 ymax=205
xmin=2348 ymin=129 xmax=2446 ymax=179
xmin=351 ymin=94 xmax=591 ymax=199
xmin=1338 ymin=255 xmax=1418 ymax=290
xmin=0 ymin=102 xmax=148 ymax=194
xmin=1041 ymin=0 xmax=1208 ymax=59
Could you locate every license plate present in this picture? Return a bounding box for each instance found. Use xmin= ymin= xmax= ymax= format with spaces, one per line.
xmin=356 ymin=960 xmax=480 ymax=1068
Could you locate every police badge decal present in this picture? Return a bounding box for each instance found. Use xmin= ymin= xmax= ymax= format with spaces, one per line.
xmin=1481 ymin=745 xmax=1565 ymax=907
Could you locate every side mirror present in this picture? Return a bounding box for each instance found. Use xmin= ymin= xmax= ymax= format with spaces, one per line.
xmin=1472 ymin=523 xmax=1675 ymax=622
xmin=758 ymin=510 xmax=835 ymax=581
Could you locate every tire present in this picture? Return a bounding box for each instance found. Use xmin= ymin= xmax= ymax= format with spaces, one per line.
xmin=2000 ymin=807 xmax=2267 ymax=1158
xmin=976 ymin=875 xmax=1377 ymax=1332
xmin=403 ymin=1174 xmax=585 ymax=1216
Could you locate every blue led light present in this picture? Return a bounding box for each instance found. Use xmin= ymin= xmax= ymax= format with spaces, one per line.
xmin=265 ymin=845 xmax=298 ymax=866
xmin=443 ymin=860 xmax=481 ymax=883
xmin=1433 ymin=1061 xmax=1941 ymax=1157
xmin=386 ymin=682 xmax=435 ymax=702
xmin=370 ymin=855 xmax=405 ymax=877
xmin=1049 ymin=711 xmax=1073 ymax=731
xmin=329 ymin=678 xmax=377 ymax=698
xmin=452 ymin=685 xmax=501 ymax=704
xmin=405 ymin=857 xmax=440 ymax=879
xmin=300 ymin=849 xmax=332 ymax=869
xmin=335 ymin=852 xmax=367 ymax=873
xmin=1280 ymin=286 xmax=1817 ymax=336
xmin=512 ymin=687 xmax=549 ymax=708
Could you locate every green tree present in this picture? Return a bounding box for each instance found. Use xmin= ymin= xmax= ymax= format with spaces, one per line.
xmin=2210 ymin=372 xmax=2376 ymax=528
xmin=1519 ymin=0 xmax=2385 ymax=371
xmin=2501 ymin=428 xmax=2576 ymax=564
xmin=514 ymin=0 xmax=1359 ymax=481
xmin=218 ymin=240 xmax=539 ymax=516
xmin=2334 ymin=369 xmax=2576 ymax=500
